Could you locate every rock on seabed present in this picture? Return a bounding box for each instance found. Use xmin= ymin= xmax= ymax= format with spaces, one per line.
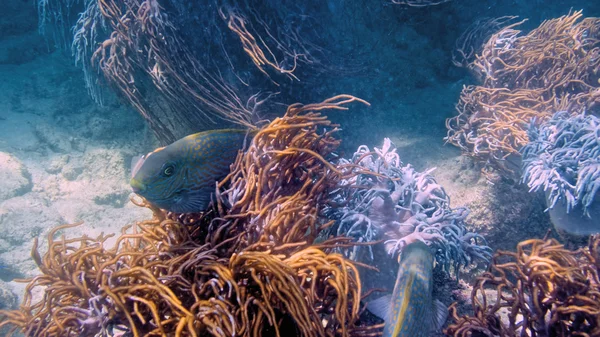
xmin=0 ymin=152 xmax=32 ymax=201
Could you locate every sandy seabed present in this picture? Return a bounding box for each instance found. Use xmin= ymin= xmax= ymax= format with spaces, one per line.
xmin=0 ymin=36 xmax=155 ymax=305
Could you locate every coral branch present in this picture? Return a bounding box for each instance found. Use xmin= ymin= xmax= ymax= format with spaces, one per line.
xmin=446 ymin=11 xmax=600 ymax=175
xmin=445 ymin=236 xmax=600 ymax=337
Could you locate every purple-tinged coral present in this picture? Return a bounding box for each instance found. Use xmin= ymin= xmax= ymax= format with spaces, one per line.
xmin=325 ymin=138 xmax=491 ymax=272
xmin=522 ymin=112 xmax=600 ymax=219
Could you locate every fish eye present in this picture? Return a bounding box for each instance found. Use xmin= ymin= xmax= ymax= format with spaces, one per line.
xmin=163 ymin=165 xmax=175 ymax=177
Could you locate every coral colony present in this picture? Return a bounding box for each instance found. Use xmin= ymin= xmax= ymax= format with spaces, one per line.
xmin=521 ymin=112 xmax=600 ymax=234
xmin=522 ymin=112 xmax=600 ymax=216
xmin=324 ymin=138 xmax=492 ymax=273
xmin=443 ymin=12 xmax=600 ymax=337
xmin=46 ymin=0 xmax=331 ymax=143
xmin=446 ymin=11 xmax=600 ymax=176
xmin=445 ymin=236 xmax=600 ymax=337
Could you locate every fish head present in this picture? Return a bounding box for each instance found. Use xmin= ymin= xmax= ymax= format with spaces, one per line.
xmin=130 ymin=129 xmax=251 ymax=213
xmin=130 ymin=147 xmax=193 ymax=211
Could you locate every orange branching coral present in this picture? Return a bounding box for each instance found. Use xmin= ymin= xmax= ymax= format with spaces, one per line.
xmin=220 ymin=9 xmax=305 ymax=83
xmin=446 ymin=11 xmax=600 ymax=175
xmin=0 ymin=96 xmax=380 ymax=337
xmin=445 ymin=235 xmax=600 ymax=337
xmin=220 ymin=95 xmax=370 ymax=252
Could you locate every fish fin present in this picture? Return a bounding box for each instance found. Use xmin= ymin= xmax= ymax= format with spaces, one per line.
xmin=171 ymin=188 xmax=213 ymax=213
xmin=430 ymin=299 xmax=448 ymax=332
xmin=130 ymin=155 xmax=146 ymax=178
xmin=366 ymin=295 xmax=392 ymax=321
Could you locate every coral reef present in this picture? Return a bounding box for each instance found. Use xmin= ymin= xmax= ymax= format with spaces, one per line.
xmin=522 ymin=111 xmax=600 ymax=216
xmin=445 ymin=235 xmax=600 ymax=337
xmin=0 ymin=96 xmax=385 ymax=337
xmin=324 ymin=138 xmax=491 ymax=274
xmin=39 ymin=0 xmax=342 ymax=144
xmin=446 ymin=11 xmax=600 ymax=175
xmin=452 ymin=16 xmax=518 ymax=71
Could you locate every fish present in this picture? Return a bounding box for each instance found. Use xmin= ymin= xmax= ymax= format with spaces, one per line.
xmin=366 ymin=241 xmax=448 ymax=337
xmin=130 ymin=129 xmax=254 ymax=213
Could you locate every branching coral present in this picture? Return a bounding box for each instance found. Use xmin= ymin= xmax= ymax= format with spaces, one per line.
xmin=445 ymin=235 xmax=600 ymax=337
xmin=324 ymin=138 xmax=491 ymax=273
xmin=0 ymin=96 xmax=382 ymax=337
xmin=446 ymin=11 xmax=600 ymax=175
xmin=452 ymin=16 xmax=519 ymax=71
xmin=219 ymin=95 xmax=370 ymax=252
xmin=91 ymin=0 xmax=257 ymax=144
xmin=522 ymin=111 xmax=600 ymax=216
xmin=43 ymin=0 xmax=341 ymax=143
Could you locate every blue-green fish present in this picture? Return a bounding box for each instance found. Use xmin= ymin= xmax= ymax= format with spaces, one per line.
xmin=130 ymin=129 xmax=253 ymax=213
xmin=367 ymin=241 xmax=448 ymax=337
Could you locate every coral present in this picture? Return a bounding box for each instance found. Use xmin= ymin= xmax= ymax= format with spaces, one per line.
xmin=42 ymin=0 xmax=341 ymax=143
xmin=36 ymin=0 xmax=84 ymax=49
xmin=71 ymin=0 xmax=106 ymax=104
xmin=91 ymin=0 xmax=256 ymax=143
xmin=324 ymin=138 xmax=491 ymax=273
xmin=452 ymin=16 xmax=518 ymax=71
xmin=522 ymin=111 xmax=600 ymax=216
xmin=446 ymin=11 xmax=600 ymax=175
xmin=0 ymin=96 xmax=382 ymax=337
xmin=218 ymin=6 xmax=315 ymax=84
xmin=445 ymin=235 xmax=600 ymax=337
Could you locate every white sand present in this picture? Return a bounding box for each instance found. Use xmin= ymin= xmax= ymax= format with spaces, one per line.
xmin=0 ymin=50 xmax=154 ymax=302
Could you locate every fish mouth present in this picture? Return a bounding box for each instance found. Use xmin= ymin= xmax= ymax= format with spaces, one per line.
xmin=130 ymin=178 xmax=147 ymax=193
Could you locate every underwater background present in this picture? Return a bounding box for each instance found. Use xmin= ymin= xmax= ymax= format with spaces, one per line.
xmin=0 ymin=0 xmax=599 ymax=336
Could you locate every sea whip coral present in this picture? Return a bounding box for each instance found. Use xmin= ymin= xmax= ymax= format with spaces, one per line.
xmin=445 ymin=235 xmax=600 ymax=337
xmin=47 ymin=0 xmax=337 ymax=143
xmin=446 ymin=11 xmax=600 ymax=175
xmin=452 ymin=16 xmax=519 ymax=71
xmin=0 ymin=96 xmax=383 ymax=337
